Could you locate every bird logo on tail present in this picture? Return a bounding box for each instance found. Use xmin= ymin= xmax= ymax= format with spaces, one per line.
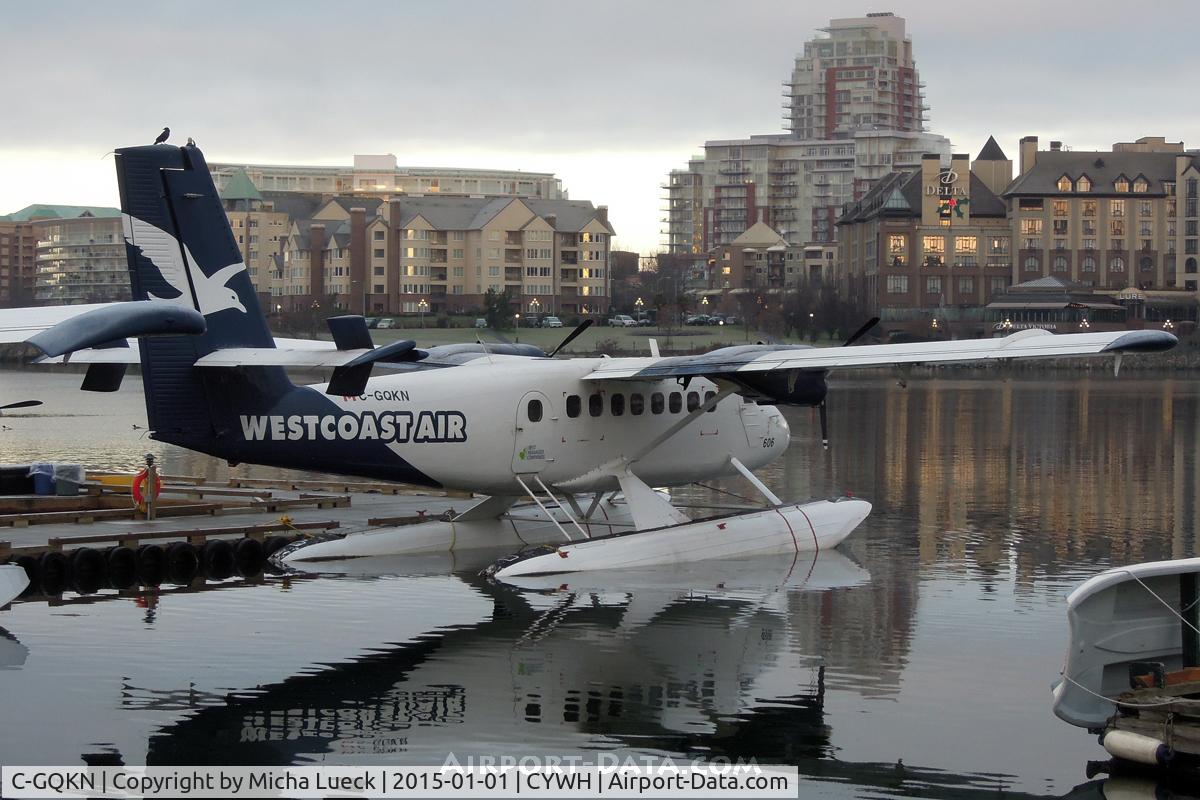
xmin=123 ymin=214 xmax=248 ymax=316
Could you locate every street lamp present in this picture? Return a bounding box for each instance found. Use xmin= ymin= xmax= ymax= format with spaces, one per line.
xmin=635 ymin=296 xmax=644 ymax=322
xmin=530 ymin=297 xmax=541 ymax=316
xmin=418 ymin=298 xmax=428 ymax=328
xmin=514 ymin=312 xmax=521 ymax=342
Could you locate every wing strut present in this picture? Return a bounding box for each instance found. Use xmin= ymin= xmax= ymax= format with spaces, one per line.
xmin=728 ymin=456 xmax=783 ymax=506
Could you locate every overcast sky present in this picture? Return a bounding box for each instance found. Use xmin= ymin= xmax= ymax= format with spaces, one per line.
xmin=2 ymin=0 xmax=1197 ymax=253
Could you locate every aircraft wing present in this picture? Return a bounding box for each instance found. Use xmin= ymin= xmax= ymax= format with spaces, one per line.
xmin=0 ymin=303 xmax=115 ymax=343
xmin=583 ymin=329 xmax=1177 ymax=380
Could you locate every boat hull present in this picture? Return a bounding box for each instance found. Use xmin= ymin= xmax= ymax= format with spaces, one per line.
xmin=488 ymin=498 xmax=872 ymax=578
xmin=0 ymin=564 xmax=29 ymax=607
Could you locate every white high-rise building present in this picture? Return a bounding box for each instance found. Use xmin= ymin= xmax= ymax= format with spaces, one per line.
xmin=786 ymin=12 xmax=927 ymax=139
xmin=664 ymin=12 xmax=946 ymax=255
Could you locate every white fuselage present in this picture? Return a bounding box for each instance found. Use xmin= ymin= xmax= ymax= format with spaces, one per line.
xmin=306 ymin=356 xmax=790 ymax=495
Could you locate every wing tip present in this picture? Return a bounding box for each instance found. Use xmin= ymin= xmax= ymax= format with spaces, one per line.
xmin=1101 ymin=330 xmax=1178 ymax=354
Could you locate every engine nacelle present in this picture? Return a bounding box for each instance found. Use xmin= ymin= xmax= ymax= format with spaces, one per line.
xmin=728 ymin=370 xmax=827 ymax=407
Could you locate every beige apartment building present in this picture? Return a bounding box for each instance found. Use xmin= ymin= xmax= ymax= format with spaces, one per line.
xmin=0 ymin=219 xmax=37 ymax=306
xmin=31 ymin=210 xmax=127 ymax=305
xmin=1005 ymin=136 xmax=1199 ymax=291
xmin=210 ymin=154 xmax=565 ymax=201
xmin=837 ymin=135 xmax=1200 ymax=338
xmin=277 ymin=195 xmax=614 ymax=318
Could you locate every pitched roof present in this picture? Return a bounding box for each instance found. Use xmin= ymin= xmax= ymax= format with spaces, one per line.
xmin=976 ymin=136 xmax=1008 ymax=161
xmin=837 ymin=168 xmax=1007 ymax=223
xmin=2 ymin=204 xmax=121 ymax=221
xmin=220 ymin=169 xmax=263 ymax=202
xmin=730 ymin=221 xmax=787 ymax=248
xmin=1005 ymin=151 xmax=1192 ymax=196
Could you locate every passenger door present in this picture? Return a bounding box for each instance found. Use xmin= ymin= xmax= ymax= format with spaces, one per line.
xmin=513 ymin=391 xmax=554 ymax=474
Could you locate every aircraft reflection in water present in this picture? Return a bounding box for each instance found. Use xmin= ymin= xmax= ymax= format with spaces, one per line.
xmin=134 ymin=553 xmax=859 ymax=764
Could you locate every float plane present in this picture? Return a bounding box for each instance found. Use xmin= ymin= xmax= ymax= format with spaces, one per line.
xmin=0 ymin=142 xmax=1178 ymax=578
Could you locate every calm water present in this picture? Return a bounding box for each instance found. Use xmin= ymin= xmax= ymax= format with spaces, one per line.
xmin=1 ymin=366 xmax=1198 ymax=798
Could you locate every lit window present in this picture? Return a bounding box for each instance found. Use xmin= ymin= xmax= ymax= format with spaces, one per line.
xmin=1057 ymin=176 xmax=1072 ymax=192
xmin=1078 ymin=176 xmax=1092 ymax=192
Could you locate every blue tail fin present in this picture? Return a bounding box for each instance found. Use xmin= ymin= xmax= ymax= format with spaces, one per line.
xmin=115 ymin=143 xmax=290 ymax=445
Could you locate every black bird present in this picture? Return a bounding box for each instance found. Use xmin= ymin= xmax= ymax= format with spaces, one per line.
xmin=154 ymin=127 xmax=170 ymax=145
xmin=186 ymin=137 xmax=195 ymax=147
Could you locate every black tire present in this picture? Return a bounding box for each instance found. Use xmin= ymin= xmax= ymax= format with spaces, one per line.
xmin=165 ymin=542 xmax=199 ymax=585
xmin=136 ymin=544 xmax=166 ymax=587
xmin=262 ymin=536 xmax=291 ymax=557
xmin=14 ymin=555 xmax=39 ymax=595
xmin=39 ymin=551 xmax=69 ymax=595
xmin=201 ymin=539 xmax=235 ymax=580
xmin=69 ymin=547 xmax=106 ymax=594
xmin=106 ymin=546 xmax=138 ymax=590
xmin=233 ymin=537 xmax=265 ymax=577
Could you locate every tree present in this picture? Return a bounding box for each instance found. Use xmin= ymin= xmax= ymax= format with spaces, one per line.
xmin=483 ymin=288 xmax=515 ymax=330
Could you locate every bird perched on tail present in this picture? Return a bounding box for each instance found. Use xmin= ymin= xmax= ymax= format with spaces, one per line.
xmin=154 ymin=127 xmax=170 ymax=144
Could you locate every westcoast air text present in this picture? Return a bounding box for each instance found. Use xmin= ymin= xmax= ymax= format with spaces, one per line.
xmin=239 ymin=411 xmax=467 ymax=444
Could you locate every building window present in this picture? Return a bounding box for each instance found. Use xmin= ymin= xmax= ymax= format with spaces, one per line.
xmin=990 ymin=237 xmax=1010 ymax=254
xmin=1110 ymin=199 xmax=1126 ymax=218
xmin=1110 ymin=256 xmax=1125 ymax=273
xmin=1187 ymin=257 xmax=1198 ymax=274
xmin=1082 ymin=256 xmax=1097 ymax=272
xmin=1057 ymin=176 xmax=1072 ymax=192
xmin=1078 ymin=175 xmax=1092 ymax=192
xmin=1024 ymin=256 xmax=1040 ymax=272
xmin=1053 ymin=256 xmax=1068 ymax=272
xmin=1082 ymin=219 xmax=1097 ymax=236
xmin=886 ymin=275 xmax=908 ymax=293
xmin=1140 ymin=201 xmax=1153 ymax=218
xmin=1115 ymin=177 xmax=1130 ymax=193
xmin=1111 ymin=220 xmax=1125 ymax=237
xmin=1141 ymin=257 xmax=1154 ymax=272
xmin=1134 ymin=177 xmax=1149 ymax=193
xmin=1053 ymin=219 xmax=1068 ymax=235
xmin=1020 ymin=218 xmax=1043 ymax=235
xmin=958 ymin=277 xmax=974 ymax=295
xmin=926 ymin=276 xmax=941 ymax=294
xmin=888 ymin=234 xmax=906 ymax=267
xmin=990 ymin=276 xmax=1010 ymax=294
xmin=954 ymin=235 xmax=977 ymax=253
xmin=1053 ymin=200 xmax=1069 ymax=217
xmin=1082 ymin=200 xmax=1097 ymax=217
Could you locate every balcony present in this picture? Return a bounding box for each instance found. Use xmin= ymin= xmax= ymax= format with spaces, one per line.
xmin=560 ymin=253 xmax=578 ymax=265
xmin=430 ymin=248 xmax=448 ymax=263
xmin=504 ymin=232 xmax=522 ymax=246
xmin=504 ymin=248 xmax=522 ymax=264
xmin=430 ymin=270 xmax=448 ymax=282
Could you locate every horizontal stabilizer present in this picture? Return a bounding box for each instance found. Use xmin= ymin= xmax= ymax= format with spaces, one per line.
xmin=25 ymin=302 xmax=205 ymax=357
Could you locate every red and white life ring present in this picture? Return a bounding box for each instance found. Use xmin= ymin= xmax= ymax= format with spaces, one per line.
xmin=132 ymin=469 xmax=162 ymax=506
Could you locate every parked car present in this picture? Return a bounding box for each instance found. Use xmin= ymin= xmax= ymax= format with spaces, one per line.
xmin=542 ymin=316 xmax=563 ymax=328
xmin=377 ymin=318 xmax=396 ymax=329
xmin=636 ymin=316 xmax=654 ymax=326
xmin=685 ymin=314 xmax=711 ymax=326
xmin=608 ymin=314 xmax=636 ymax=327
xmin=364 ymin=317 xmax=380 ymax=329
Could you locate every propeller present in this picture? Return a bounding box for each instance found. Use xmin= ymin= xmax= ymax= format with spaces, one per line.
xmin=547 ymin=319 xmax=593 ymax=358
xmin=813 ymin=317 xmax=879 ymax=450
xmin=842 ymin=316 xmax=881 ymax=347
xmin=0 ymin=400 xmax=42 ymax=412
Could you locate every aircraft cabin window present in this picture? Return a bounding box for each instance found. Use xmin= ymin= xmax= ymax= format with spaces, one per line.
xmin=527 ymin=399 xmax=543 ymax=422
xmin=669 ymin=392 xmax=682 ymax=414
xmin=650 ymin=392 xmax=665 ymax=414
xmin=630 ymin=393 xmax=644 ymax=415
xmin=705 ymin=390 xmax=717 ymax=412
xmin=686 ymin=391 xmax=700 ymax=412
xmin=589 ymin=393 xmax=603 ymax=417
xmin=566 ymin=395 xmax=581 ymax=418
xmin=611 ymin=393 xmax=625 ymax=416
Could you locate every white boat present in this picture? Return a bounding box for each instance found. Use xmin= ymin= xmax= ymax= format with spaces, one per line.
xmin=486 ymin=497 xmax=871 ymax=579
xmin=1053 ymin=557 xmax=1200 ymax=731
xmin=0 ymin=564 xmax=29 ymax=608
